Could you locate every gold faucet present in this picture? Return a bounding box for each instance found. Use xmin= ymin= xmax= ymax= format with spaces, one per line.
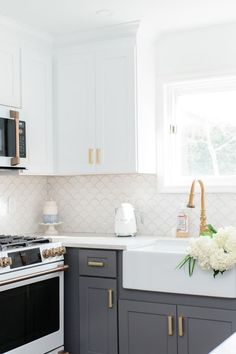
xmin=187 ymin=179 xmax=207 ymax=235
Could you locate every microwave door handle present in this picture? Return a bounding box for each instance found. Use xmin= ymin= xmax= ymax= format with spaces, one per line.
xmin=0 ymin=264 xmax=69 ymax=287
xmin=10 ymin=110 xmax=20 ymax=166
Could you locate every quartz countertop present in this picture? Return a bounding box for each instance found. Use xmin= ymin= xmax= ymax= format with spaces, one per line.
xmin=210 ymin=332 xmax=236 ymax=354
xmin=47 ymin=232 xmax=161 ymax=250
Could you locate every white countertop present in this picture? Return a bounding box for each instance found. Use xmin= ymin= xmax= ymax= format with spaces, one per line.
xmin=210 ymin=333 xmax=236 ymax=354
xmin=48 ymin=233 xmax=161 ymax=250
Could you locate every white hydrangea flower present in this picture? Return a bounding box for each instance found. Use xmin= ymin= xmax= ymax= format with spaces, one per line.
xmin=209 ymin=249 xmax=235 ymax=272
xmin=180 ymin=226 xmax=236 ymax=276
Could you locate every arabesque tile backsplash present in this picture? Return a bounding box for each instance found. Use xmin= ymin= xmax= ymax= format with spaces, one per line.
xmin=47 ymin=174 xmax=236 ymax=236
xmin=0 ymin=174 xmax=236 ymax=236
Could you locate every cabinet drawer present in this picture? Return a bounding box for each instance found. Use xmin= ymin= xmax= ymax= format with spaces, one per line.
xmin=79 ymin=249 xmax=117 ymax=278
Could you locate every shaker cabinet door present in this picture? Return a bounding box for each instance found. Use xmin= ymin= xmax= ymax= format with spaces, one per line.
xmin=95 ymin=46 xmax=137 ymax=173
xmin=119 ymin=300 xmax=177 ymax=354
xmin=55 ymin=53 xmax=96 ymax=174
xmin=79 ymin=277 xmax=118 ymax=354
xmin=21 ymin=50 xmax=53 ymax=174
xmin=0 ymin=44 xmax=21 ymax=108
xmin=177 ymin=305 xmax=236 ymax=354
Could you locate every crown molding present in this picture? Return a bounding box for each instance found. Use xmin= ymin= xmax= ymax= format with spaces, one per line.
xmin=0 ymin=14 xmax=53 ymax=44
xmin=54 ymin=20 xmax=140 ymax=47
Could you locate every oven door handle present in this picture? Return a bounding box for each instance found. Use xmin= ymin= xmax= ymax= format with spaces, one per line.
xmin=0 ymin=264 xmax=69 ymax=286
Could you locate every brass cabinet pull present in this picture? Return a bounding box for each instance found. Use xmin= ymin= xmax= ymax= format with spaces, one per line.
xmin=10 ymin=110 xmax=20 ymax=166
xmin=108 ymin=288 xmax=113 ymax=309
xmin=96 ymin=148 xmax=101 ymax=164
xmin=178 ymin=316 xmax=184 ymax=337
xmin=87 ymin=261 xmax=105 ymax=267
xmin=88 ymin=148 xmax=94 ymax=164
xmin=168 ymin=315 xmax=173 ymax=336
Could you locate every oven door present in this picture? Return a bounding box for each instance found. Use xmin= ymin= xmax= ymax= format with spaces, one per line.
xmin=0 ymin=264 xmax=65 ymax=354
xmin=0 ymin=117 xmax=26 ymax=169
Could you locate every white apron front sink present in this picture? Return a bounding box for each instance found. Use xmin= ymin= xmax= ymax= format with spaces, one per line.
xmin=123 ymin=239 xmax=236 ymax=298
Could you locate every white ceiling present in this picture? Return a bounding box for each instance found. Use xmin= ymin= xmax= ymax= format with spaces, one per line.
xmin=0 ymin=0 xmax=236 ymax=37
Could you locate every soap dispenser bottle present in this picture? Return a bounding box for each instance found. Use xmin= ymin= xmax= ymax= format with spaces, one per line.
xmin=176 ymin=204 xmax=189 ymax=238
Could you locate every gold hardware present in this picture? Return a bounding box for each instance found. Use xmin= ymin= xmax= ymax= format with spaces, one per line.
xmin=10 ymin=110 xmax=20 ymax=166
xmin=58 ymin=351 xmax=69 ymax=354
xmin=187 ymin=179 xmax=207 ymax=235
xmin=0 ymin=257 xmax=12 ymax=268
xmin=178 ymin=316 xmax=184 ymax=337
xmin=87 ymin=261 xmax=105 ymax=267
xmin=168 ymin=315 xmax=173 ymax=336
xmin=0 ymin=264 xmax=69 ymax=287
xmin=42 ymin=249 xmax=51 ymax=258
xmin=96 ymin=148 xmax=101 ymax=164
xmin=58 ymin=246 xmax=66 ymax=255
xmin=108 ymin=288 xmax=113 ymax=309
xmin=88 ymin=148 xmax=94 ymax=164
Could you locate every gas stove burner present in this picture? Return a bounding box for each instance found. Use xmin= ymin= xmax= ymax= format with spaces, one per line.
xmin=0 ymin=235 xmax=51 ymax=251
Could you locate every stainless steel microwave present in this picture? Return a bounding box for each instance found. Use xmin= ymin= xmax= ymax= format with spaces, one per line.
xmin=0 ymin=110 xmax=26 ymax=170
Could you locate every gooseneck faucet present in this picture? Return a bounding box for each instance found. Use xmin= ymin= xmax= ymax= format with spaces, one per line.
xmin=187 ymin=179 xmax=207 ymax=235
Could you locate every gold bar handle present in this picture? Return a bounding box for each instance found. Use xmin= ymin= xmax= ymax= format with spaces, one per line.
xmin=96 ymin=148 xmax=101 ymax=164
xmin=0 ymin=265 xmax=69 ymax=287
xmin=88 ymin=148 xmax=94 ymax=165
xmin=10 ymin=110 xmax=20 ymax=166
xmin=178 ymin=316 xmax=184 ymax=337
xmin=168 ymin=315 xmax=173 ymax=336
xmin=108 ymin=288 xmax=113 ymax=309
xmin=87 ymin=261 xmax=105 ymax=267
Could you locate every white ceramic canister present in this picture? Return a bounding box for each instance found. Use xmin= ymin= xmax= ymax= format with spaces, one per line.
xmin=43 ymin=200 xmax=58 ymax=224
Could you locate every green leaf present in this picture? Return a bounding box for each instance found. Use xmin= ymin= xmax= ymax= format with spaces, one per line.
xmin=200 ymin=224 xmax=217 ymax=238
xmin=176 ymin=255 xmax=191 ymax=269
xmin=207 ymin=224 xmax=217 ymax=234
xmin=189 ymin=258 xmax=196 ymax=276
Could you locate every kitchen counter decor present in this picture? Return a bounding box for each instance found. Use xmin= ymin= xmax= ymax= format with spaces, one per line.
xmin=178 ymin=226 xmax=236 ymax=278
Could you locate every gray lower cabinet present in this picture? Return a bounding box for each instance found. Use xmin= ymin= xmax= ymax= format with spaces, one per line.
xmin=119 ymin=300 xmax=236 ymax=354
xmin=79 ymin=276 xmax=118 ymax=354
xmin=119 ymin=300 xmax=177 ymax=354
xmin=178 ymin=305 xmax=236 ymax=354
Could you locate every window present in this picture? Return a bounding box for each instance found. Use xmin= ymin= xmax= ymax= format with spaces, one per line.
xmin=160 ymin=76 xmax=236 ymax=191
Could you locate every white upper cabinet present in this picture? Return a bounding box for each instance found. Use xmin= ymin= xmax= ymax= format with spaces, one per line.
xmin=95 ymin=46 xmax=136 ymax=173
xmin=21 ymin=50 xmax=53 ymax=175
xmin=55 ymin=53 xmax=95 ymax=174
xmin=55 ymin=34 xmax=156 ymax=174
xmin=0 ymin=44 xmax=21 ymax=108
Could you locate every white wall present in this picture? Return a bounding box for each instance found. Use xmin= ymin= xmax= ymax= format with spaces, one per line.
xmin=156 ymin=22 xmax=236 ymax=77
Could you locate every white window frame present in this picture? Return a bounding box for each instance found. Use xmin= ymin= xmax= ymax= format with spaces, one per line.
xmin=157 ymin=74 xmax=236 ymax=193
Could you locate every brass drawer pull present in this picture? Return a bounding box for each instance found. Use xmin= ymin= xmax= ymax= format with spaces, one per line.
xmin=168 ymin=315 xmax=173 ymax=336
xmin=108 ymin=288 xmax=113 ymax=309
xmin=87 ymin=261 xmax=105 ymax=267
xmin=88 ymin=148 xmax=94 ymax=164
xmin=96 ymin=148 xmax=101 ymax=164
xmin=178 ymin=316 xmax=184 ymax=337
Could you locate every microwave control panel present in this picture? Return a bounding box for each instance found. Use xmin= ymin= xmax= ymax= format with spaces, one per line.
xmin=19 ymin=121 xmax=26 ymax=158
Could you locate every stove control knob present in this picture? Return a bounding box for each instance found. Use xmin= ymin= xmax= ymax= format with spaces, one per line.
xmin=59 ymin=246 xmax=66 ymax=255
xmin=0 ymin=257 xmax=12 ymax=267
xmin=42 ymin=249 xmax=51 ymax=258
xmin=50 ymin=248 xmax=57 ymax=257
